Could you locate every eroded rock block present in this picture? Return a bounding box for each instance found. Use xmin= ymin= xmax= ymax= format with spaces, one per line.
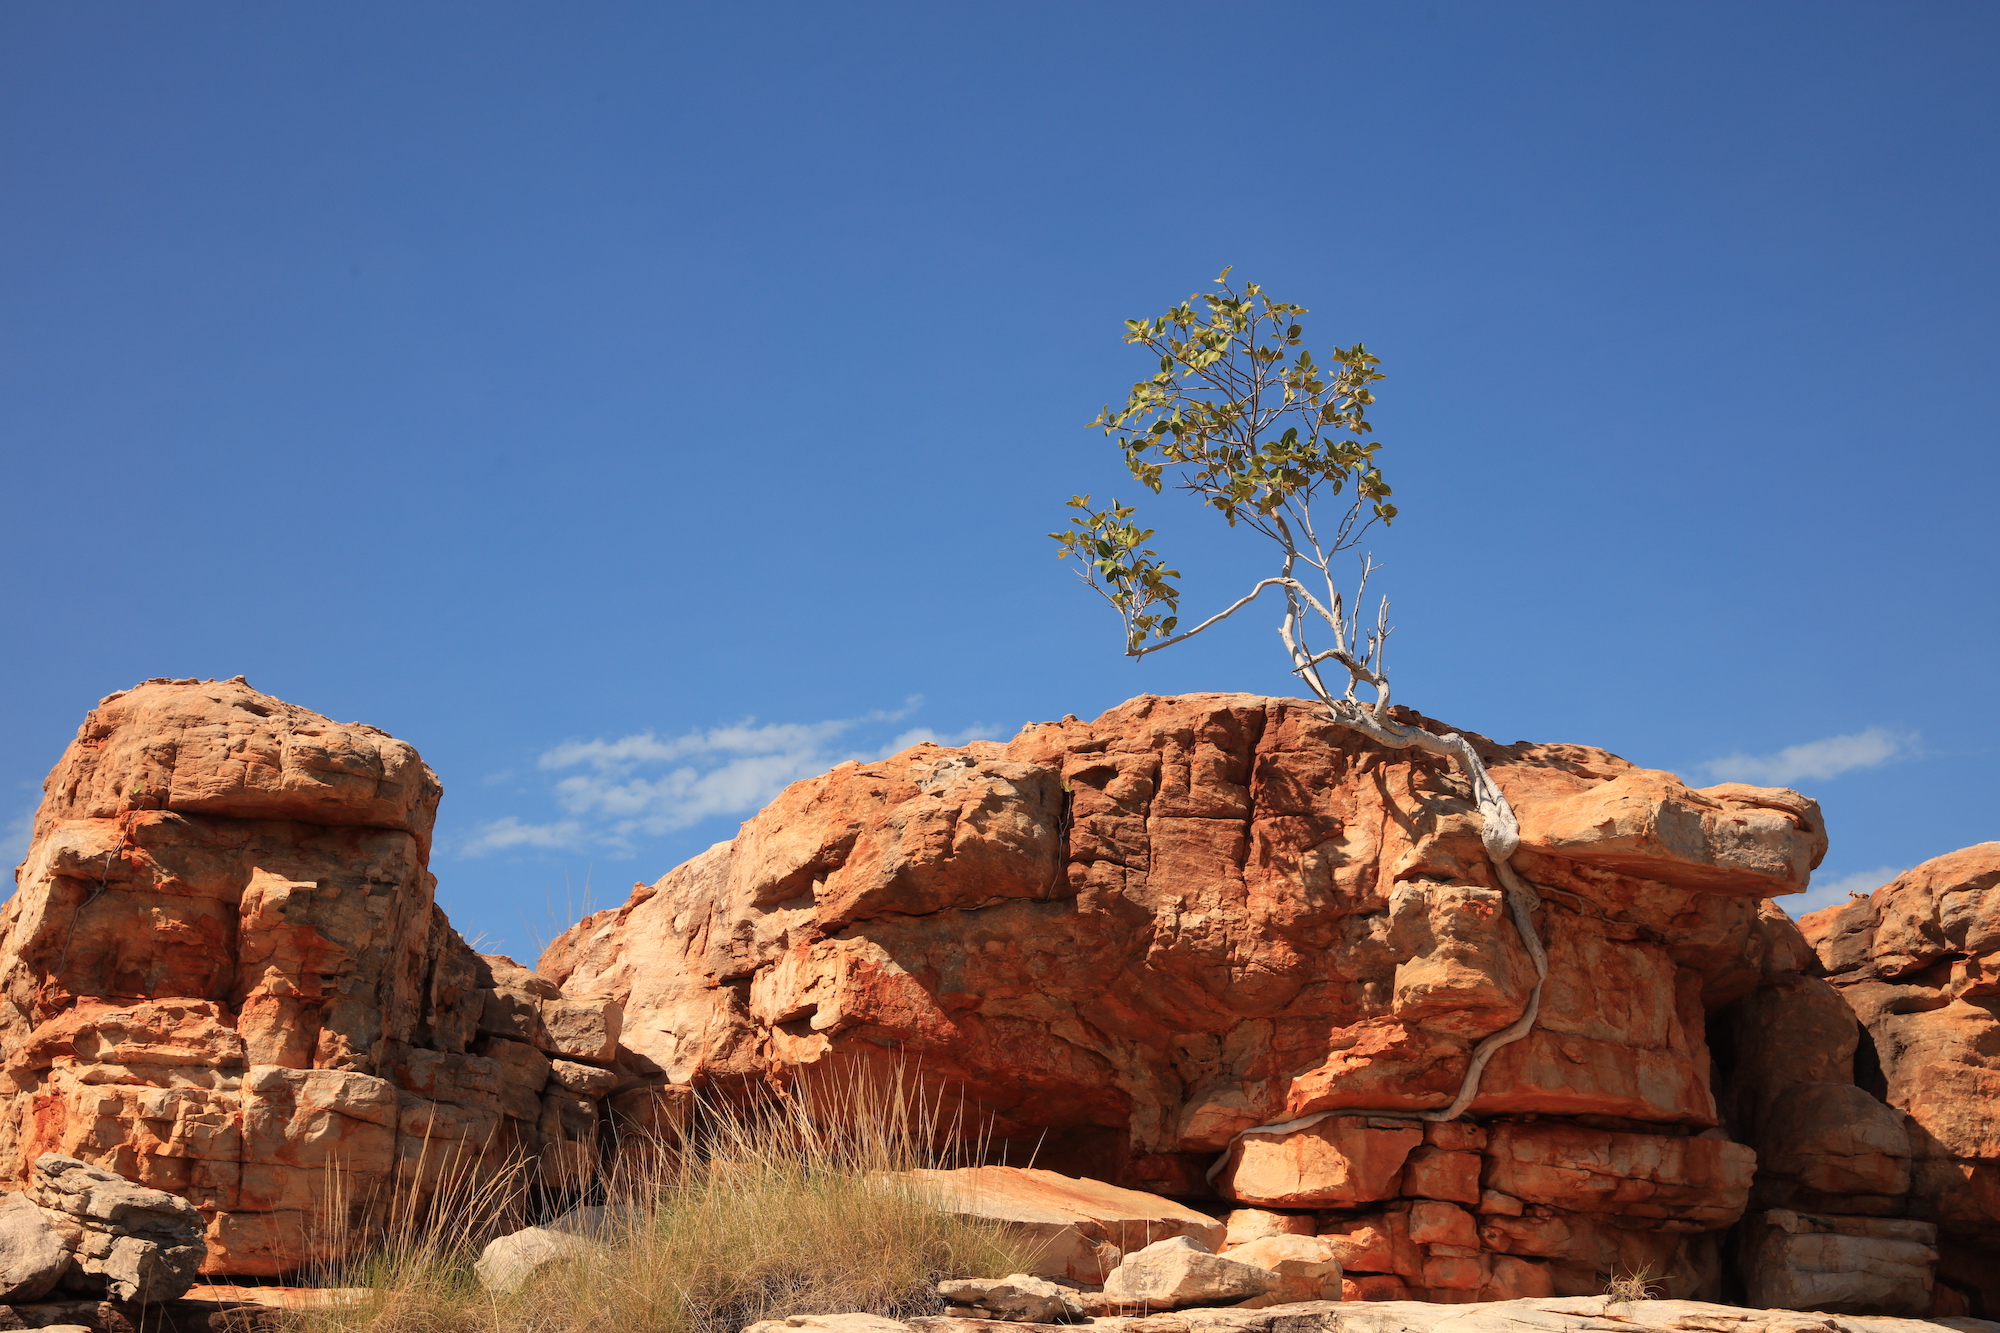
xmin=1225 ymin=1233 xmax=1344 ymax=1305
xmin=1216 ymin=1117 xmax=1422 ymax=1209
xmin=0 ymin=1194 xmax=71 ymax=1302
xmin=1757 ymin=1082 xmax=1910 ymax=1205
xmin=30 ymin=1154 xmax=203 ymax=1304
xmin=1220 ymin=1209 xmax=1316 ymax=1249
xmin=545 ymin=693 xmax=1823 ymax=1201
xmin=1511 ymin=772 xmax=1825 ymax=897
xmin=935 ymin=1274 xmax=1083 ymax=1323
xmin=1099 ymin=1235 xmax=1275 ymax=1309
xmin=1482 ymin=1124 xmax=1755 ymax=1226
xmin=1739 ymin=1209 xmax=1938 ymax=1315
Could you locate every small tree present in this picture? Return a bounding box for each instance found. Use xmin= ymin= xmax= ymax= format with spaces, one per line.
xmin=1052 ymin=271 xmax=1547 ymax=1123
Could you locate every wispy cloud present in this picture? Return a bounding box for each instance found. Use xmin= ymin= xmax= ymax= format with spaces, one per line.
xmin=1 ymin=806 xmax=32 ymax=867
xmin=460 ymin=816 xmax=588 ymax=856
xmin=461 ymin=701 xmax=997 ymax=857
xmin=1785 ymin=864 xmax=1905 ymax=919
xmin=1703 ymin=727 xmax=1916 ymax=786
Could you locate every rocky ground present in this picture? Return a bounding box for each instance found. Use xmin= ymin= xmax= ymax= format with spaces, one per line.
xmin=755 ymin=1297 xmax=2000 ymax=1333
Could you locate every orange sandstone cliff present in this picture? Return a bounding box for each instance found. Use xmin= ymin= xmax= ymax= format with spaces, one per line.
xmin=7 ymin=681 xmax=1994 ymax=1316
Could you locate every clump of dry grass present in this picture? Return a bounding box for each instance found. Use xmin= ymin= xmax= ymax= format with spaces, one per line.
xmin=1603 ymin=1265 xmax=1662 ymax=1304
xmin=295 ymin=1074 xmax=1041 ymax=1333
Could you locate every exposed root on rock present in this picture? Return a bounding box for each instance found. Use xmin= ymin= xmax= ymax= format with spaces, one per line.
xmin=1206 ymin=703 xmax=1550 ymax=1182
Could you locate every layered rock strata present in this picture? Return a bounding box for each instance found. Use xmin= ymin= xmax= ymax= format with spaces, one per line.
xmin=1801 ymin=844 xmax=2000 ymax=1316
xmin=542 ymin=693 xmax=1832 ymax=1302
xmin=0 ymin=679 xmax=621 ymax=1274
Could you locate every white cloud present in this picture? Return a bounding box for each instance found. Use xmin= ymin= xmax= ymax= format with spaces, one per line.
xmin=1703 ymin=727 xmax=1916 ymax=786
xmin=460 ymin=702 xmax=997 ymax=857
xmin=1785 ymin=864 xmax=1905 ymax=919
xmin=461 ymin=816 xmax=590 ymax=856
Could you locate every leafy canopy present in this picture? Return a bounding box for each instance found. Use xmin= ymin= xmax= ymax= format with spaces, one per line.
xmin=1052 ymin=269 xmax=1394 ymax=654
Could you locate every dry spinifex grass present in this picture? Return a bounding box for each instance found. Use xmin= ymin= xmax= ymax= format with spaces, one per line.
xmin=294 ymin=1074 xmax=1040 ymax=1333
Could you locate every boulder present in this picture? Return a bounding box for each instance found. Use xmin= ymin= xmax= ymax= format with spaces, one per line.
xmin=1738 ymin=1209 xmax=1938 ymax=1315
xmin=28 ymin=675 xmax=438 ymax=849
xmin=472 ymin=1224 xmax=602 ymax=1295
xmin=0 ymin=1192 xmax=71 ymax=1301
xmin=30 ymin=1153 xmax=204 ymax=1303
xmin=1225 ymin=1232 xmax=1345 ymax=1304
xmin=935 ymin=1273 xmax=1083 ymax=1322
xmin=549 ymin=1059 xmax=619 ymax=1099
xmin=896 ymin=1166 xmax=1222 ymax=1284
xmin=545 ymin=696 xmax=1826 ymax=1140
xmin=1511 ymin=773 xmax=1823 ymax=897
xmin=1098 ymin=1235 xmax=1276 ymax=1309
xmin=0 ymin=679 xmax=621 ymax=1276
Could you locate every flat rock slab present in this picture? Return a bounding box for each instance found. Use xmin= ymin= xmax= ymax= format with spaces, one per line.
xmin=183 ymin=1284 xmax=372 ymax=1310
xmin=5 ymin=1296 xmax=289 ymax=1332
xmin=811 ymin=1297 xmax=2000 ymax=1333
xmin=898 ymin=1166 xmax=1224 ymax=1283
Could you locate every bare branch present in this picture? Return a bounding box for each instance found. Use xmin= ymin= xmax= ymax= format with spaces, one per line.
xmin=1127 ymin=578 xmax=1292 ymax=658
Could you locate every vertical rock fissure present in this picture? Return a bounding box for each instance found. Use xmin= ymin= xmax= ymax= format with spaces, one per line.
xmin=1207 ymin=711 xmax=1551 ymax=1178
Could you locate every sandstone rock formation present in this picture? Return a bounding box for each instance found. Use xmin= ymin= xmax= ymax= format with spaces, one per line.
xmin=0 ymin=679 xmax=622 ymax=1275
xmin=15 ymin=680 xmax=1990 ymax=1316
xmin=542 ymin=693 xmax=1834 ymax=1303
xmin=1801 ymin=843 xmax=2000 ymax=1316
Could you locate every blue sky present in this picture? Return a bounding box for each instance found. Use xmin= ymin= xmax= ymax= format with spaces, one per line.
xmin=3 ymin=3 xmax=1994 ymax=954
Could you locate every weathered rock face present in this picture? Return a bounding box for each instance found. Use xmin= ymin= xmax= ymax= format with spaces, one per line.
xmin=542 ymin=693 xmax=1831 ymax=1302
xmin=0 ymin=679 xmax=621 ymax=1276
xmin=1800 ymin=843 xmax=2000 ymax=1316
